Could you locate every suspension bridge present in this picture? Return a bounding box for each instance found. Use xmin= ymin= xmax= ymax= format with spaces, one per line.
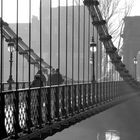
xmin=0 ymin=0 xmax=140 ymax=139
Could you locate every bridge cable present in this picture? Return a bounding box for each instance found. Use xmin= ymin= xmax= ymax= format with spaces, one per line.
xmin=48 ymin=0 xmax=52 ymax=123
xmin=77 ymin=0 xmax=81 ymax=111
xmin=12 ymin=0 xmax=21 ymax=138
xmin=87 ymin=5 xmax=91 ymax=106
xmin=26 ymin=0 xmax=32 ymax=133
xmin=65 ymin=0 xmax=68 ymax=117
xmin=78 ymin=0 xmax=81 ymax=84
xmin=0 ymin=0 xmax=7 ymax=138
xmin=87 ymin=5 xmax=90 ymax=84
xmin=38 ymin=0 xmax=43 ymax=128
xmin=83 ymin=3 xmax=86 ymax=84
xmin=72 ymin=0 xmax=75 ymax=114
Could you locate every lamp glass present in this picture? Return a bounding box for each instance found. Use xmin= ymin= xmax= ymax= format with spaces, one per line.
xmin=134 ymin=57 xmax=137 ymax=64
xmin=8 ymin=45 xmax=15 ymax=52
xmin=90 ymin=46 xmax=97 ymax=52
xmin=90 ymin=57 xmax=93 ymax=64
xmin=134 ymin=61 xmax=138 ymax=64
xmin=90 ymin=60 xmax=93 ymax=64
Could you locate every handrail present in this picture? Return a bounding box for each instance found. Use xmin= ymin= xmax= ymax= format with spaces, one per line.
xmin=1 ymin=81 xmax=139 ymax=140
xmin=0 ymin=82 xmax=30 ymax=91
xmin=0 ymin=18 xmax=51 ymax=72
xmin=0 ymin=18 xmax=72 ymax=82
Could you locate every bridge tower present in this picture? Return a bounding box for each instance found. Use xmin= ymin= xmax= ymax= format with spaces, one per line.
xmin=122 ymin=16 xmax=140 ymax=80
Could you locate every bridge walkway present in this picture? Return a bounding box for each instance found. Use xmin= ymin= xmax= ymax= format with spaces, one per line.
xmin=47 ymin=93 xmax=140 ymax=140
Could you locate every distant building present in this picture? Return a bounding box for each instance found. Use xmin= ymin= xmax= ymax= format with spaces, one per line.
xmin=122 ymin=16 xmax=140 ymax=81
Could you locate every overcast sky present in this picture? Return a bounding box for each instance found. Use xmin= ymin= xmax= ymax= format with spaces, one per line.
xmin=0 ymin=0 xmax=140 ymax=23
xmin=130 ymin=0 xmax=140 ymax=16
xmin=0 ymin=0 xmax=80 ymax=23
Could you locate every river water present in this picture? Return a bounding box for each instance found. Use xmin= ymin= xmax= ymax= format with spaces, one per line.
xmin=46 ymin=96 xmax=140 ymax=140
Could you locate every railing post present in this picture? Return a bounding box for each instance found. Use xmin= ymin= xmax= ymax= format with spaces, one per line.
xmin=105 ymin=82 xmax=107 ymax=101
xmin=54 ymin=87 xmax=60 ymax=121
xmin=78 ymin=84 xmax=82 ymax=112
xmin=102 ymin=82 xmax=104 ymax=102
xmin=71 ymin=85 xmax=74 ymax=114
xmin=2 ymin=83 xmax=4 ymax=91
xmin=92 ymin=82 xmax=96 ymax=105
xmin=96 ymin=83 xmax=99 ymax=104
xmin=47 ymin=88 xmax=52 ymax=124
xmin=90 ymin=83 xmax=93 ymax=106
xmin=80 ymin=84 xmax=84 ymax=111
xmin=22 ymin=82 xmax=25 ymax=89
xmin=112 ymin=82 xmax=114 ymax=99
xmin=73 ymin=85 xmax=77 ymax=113
xmin=87 ymin=83 xmax=91 ymax=107
xmin=25 ymin=89 xmax=32 ymax=133
xmin=103 ymin=82 xmax=106 ymax=101
xmin=75 ymin=85 xmax=79 ymax=112
xmin=12 ymin=91 xmax=21 ymax=138
xmin=37 ymin=88 xmax=43 ymax=128
xmin=100 ymin=82 xmax=103 ymax=103
xmin=115 ymin=81 xmax=118 ymax=98
xmin=0 ymin=93 xmax=7 ymax=139
xmin=67 ymin=85 xmax=73 ymax=116
xmin=83 ymin=84 xmax=87 ymax=109
xmin=110 ymin=82 xmax=113 ymax=100
xmin=61 ymin=86 xmax=67 ymax=118
xmin=107 ymin=82 xmax=109 ymax=101
xmin=113 ymin=81 xmax=116 ymax=99
xmin=109 ymin=82 xmax=111 ymax=101
xmin=64 ymin=86 xmax=69 ymax=118
xmin=98 ymin=83 xmax=101 ymax=103
xmin=106 ymin=82 xmax=108 ymax=101
xmin=106 ymin=82 xmax=109 ymax=101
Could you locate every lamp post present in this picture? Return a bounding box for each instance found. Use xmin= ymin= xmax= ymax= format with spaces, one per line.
xmin=90 ymin=37 xmax=97 ymax=82
xmin=7 ymin=39 xmax=15 ymax=90
xmin=134 ymin=56 xmax=137 ymax=80
xmin=19 ymin=50 xmax=28 ymax=88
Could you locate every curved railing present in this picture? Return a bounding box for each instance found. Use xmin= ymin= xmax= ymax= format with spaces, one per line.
xmin=1 ymin=81 xmax=139 ymax=139
xmin=0 ymin=82 xmax=29 ymax=91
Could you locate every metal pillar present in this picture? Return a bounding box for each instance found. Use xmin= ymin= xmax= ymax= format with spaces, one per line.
xmin=7 ymin=47 xmax=15 ymax=90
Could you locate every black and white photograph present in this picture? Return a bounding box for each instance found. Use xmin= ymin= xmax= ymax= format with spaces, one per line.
xmin=0 ymin=0 xmax=140 ymax=139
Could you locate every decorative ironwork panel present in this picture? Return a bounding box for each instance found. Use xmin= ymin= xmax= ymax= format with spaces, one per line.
xmin=41 ymin=88 xmax=48 ymax=123
xmin=19 ymin=90 xmax=27 ymax=129
xmin=30 ymin=89 xmax=39 ymax=126
xmin=5 ymin=92 xmax=14 ymax=134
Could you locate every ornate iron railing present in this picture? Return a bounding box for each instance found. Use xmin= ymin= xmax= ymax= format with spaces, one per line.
xmin=1 ymin=81 xmax=138 ymax=139
xmin=0 ymin=82 xmax=29 ymax=91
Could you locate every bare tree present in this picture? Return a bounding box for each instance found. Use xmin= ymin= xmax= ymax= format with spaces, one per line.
xmin=98 ymin=0 xmax=133 ymax=50
xmin=98 ymin=0 xmax=133 ymax=81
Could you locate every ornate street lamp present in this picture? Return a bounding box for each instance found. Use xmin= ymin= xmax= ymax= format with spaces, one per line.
xmin=133 ymin=56 xmax=137 ymax=80
xmin=90 ymin=36 xmax=97 ymax=82
xmin=7 ymin=39 xmax=15 ymax=90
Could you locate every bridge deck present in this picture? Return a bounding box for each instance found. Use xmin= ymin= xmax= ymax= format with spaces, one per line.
xmin=47 ymin=95 xmax=140 ymax=140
